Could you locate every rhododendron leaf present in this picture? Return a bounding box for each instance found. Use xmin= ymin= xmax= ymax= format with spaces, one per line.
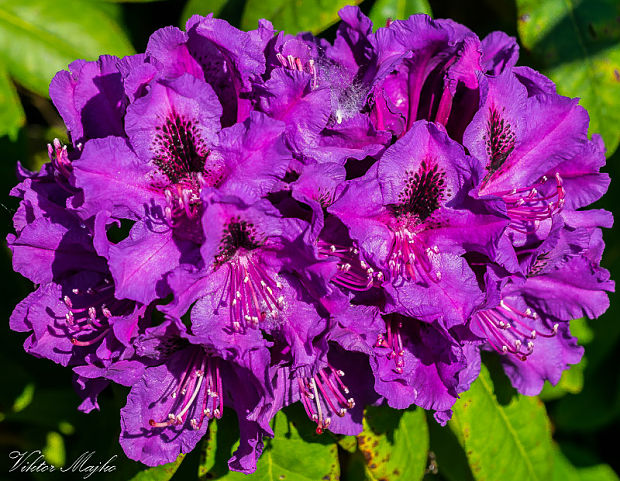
xmin=199 ymin=408 xmax=340 ymax=480
xmin=552 ymin=446 xmax=620 ymax=481
xmin=97 ymin=0 xmax=164 ymax=3
xmin=0 ymin=65 xmax=24 ymax=140
xmin=356 ymin=406 xmax=429 ymax=481
xmin=241 ymin=0 xmax=362 ymax=34
xmin=369 ymin=0 xmax=433 ymax=30
xmin=0 ymin=0 xmax=134 ymax=97
xmin=516 ymin=0 xmax=620 ymax=155
xmin=129 ymin=454 xmax=185 ymax=481
xmin=180 ymin=0 xmax=229 ymax=27
xmin=450 ymin=364 xmax=554 ymax=481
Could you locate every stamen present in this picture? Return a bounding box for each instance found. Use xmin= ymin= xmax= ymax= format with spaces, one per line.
xmin=298 ymin=365 xmax=354 ymax=434
xmin=474 ymin=299 xmax=558 ymax=361
xmin=496 ymin=173 xmax=565 ymax=233
xmin=388 ymin=229 xmax=440 ymax=282
xmin=149 ymin=353 xmax=223 ymax=430
xmin=375 ymin=317 xmax=405 ymax=373
xmin=48 ymin=138 xmax=73 ymax=180
xmin=318 ymin=241 xmax=379 ymax=290
xmin=225 ymin=255 xmax=284 ymax=332
xmin=62 ymin=279 xmax=131 ymax=349
xmin=276 ymin=53 xmax=319 ymax=89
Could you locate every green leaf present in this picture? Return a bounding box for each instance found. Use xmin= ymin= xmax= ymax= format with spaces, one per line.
xmin=0 ymin=65 xmax=24 ymax=140
xmin=516 ymin=0 xmax=620 ymax=156
xmin=0 ymin=0 xmax=134 ymax=97
xmin=369 ymin=0 xmax=432 ymax=29
xmin=450 ymin=364 xmax=555 ymax=481
xmin=356 ymin=406 xmax=429 ymax=481
xmin=128 ymin=454 xmax=186 ymax=481
xmin=241 ymin=0 xmax=362 ymax=34
xmin=199 ymin=407 xmax=340 ymax=480
xmin=579 ymin=464 xmax=620 ymax=481
xmin=180 ymin=0 xmax=229 ymax=28
xmin=91 ymin=0 xmax=163 ymax=3
xmin=552 ymin=446 xmax=620 ymax=481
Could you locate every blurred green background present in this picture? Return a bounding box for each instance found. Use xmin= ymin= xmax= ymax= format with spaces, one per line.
xmin=0 ymin=0 xmax=618 ymax=480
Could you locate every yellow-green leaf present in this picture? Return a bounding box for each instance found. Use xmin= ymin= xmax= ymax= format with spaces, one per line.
xmin=357 ymin=406 xmax=429 ymax=481
xmin=241 ymin=0 xmax=361 ymax=35
xmin=0 ymin=0 xmax=134 ymax=97
xmin=450 ymin=364 xmax=555 ymax=481
xmin=199 ymin=408 xmax=340 ymax=480
xmin=369 ymin=0 xmax=432 ymax=29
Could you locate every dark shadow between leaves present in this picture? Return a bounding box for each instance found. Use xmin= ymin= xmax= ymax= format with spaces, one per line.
xmin=364 ymin=404 xmax=406 ymax=444
xmin=426 ymin=410 xmax=475 ymax=481
xmin=481 ymin=351 xmax=518 ymax=406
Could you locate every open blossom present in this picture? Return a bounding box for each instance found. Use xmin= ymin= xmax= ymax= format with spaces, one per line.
xmin=8 ymin=6 xmax=613 ymax=473
xmin=329 ymin=121 xmax=507 ymax=326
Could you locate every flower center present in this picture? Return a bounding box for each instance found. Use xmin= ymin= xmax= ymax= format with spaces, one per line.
xmin=214 ymin=218 xmax=261 ymax=267
xmin=385 ymin=160 xmax=447 ymax=281
xmin=149 ymin=350 xmax=223 ymax=430
xmin=153 ymin=111 xmax=225 ymax=230
xmin=49 ymin=138 xmax=72 ymax=180
xmin=528 ymin=252 xmax=551 ymax=277
xmin=389 ymin=159 xmax=448 ymax=225
xmin=473 ymin=299 xmax=558 ymax=361
xmin=297 ymin=365 xmax=355 ymax=434
xmin=214 ymin=218 xmax=285 ymax=331
xmin=153 ymin=111 xmax=210 ymax=185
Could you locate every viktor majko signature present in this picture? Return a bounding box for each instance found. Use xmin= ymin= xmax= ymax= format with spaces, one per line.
xmin=9 ymin=450 xmax=117 ymax=479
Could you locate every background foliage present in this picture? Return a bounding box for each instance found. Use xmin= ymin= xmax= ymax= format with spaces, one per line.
xmin=1 ymin=0 xmax=619 ymax=479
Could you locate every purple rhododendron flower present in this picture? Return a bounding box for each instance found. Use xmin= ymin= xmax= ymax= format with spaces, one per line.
xmin=8 ymin=6 xmax=613 ymax=473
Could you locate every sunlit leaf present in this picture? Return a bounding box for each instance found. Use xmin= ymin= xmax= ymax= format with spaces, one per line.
xmin=241 ymin=0 xmax=361 ymax=34
xmin=0 ymin=66 xmax=24 ymax=140
xmin=516 ymin=0 xmax=620 ymax=156
xmin=199 ymin=408 xmax=340 ymax=480
xmin=356 ymin=406 xmax=429 ymax=481
xmin=553 ymin=446 xmax=620 ymax=481
xmin=450 ymin=364 xmax=555 ymax=481
xmin=0 ymin=0 xmax=134 ymax=97
xmin=337 ymin=434 xmax=357 ymax=453
xmin=91 ymin=0 xmax=164 ymax=3
xmin=180 ymin=0 xmax=229 ymax=28
xmin=369 ymin=0 xmax=432 ymax=29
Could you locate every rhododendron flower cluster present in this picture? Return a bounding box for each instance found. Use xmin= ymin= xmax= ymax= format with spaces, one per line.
xmin=8 ymin=7 xmax=613 ymax=473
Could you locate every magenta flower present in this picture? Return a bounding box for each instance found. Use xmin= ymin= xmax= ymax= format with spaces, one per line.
xmin=7 ymin=7 xmax=613 ymax=473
